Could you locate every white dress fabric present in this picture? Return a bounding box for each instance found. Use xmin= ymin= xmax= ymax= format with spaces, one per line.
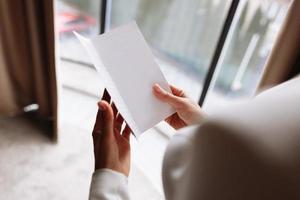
xmin=89 ymin=77 xmax=300 ymax=200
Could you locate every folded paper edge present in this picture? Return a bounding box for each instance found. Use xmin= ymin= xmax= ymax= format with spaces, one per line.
xmin=73 ymin=31 xmax=141 ymax=137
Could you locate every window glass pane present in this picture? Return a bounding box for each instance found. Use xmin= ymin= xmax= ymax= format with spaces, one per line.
xmin=110 ymin=0 xmax=232 ymax=100
xmin=56 ymin=0 xmax=100 ymax=62
xmin=204 ymin=0 xmax=291 ymax=113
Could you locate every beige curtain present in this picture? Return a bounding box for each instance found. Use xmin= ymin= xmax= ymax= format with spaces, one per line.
xmin=0 ymin=0 xmax=57 ymax=139
xmin=257 ymin=0 xmax=300 ymax=91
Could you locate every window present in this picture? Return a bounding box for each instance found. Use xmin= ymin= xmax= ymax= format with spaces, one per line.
xmin=202 ymin=0 xmax=291 ymax=112
xmin=56 ymin=0 xmax=100 ymax=63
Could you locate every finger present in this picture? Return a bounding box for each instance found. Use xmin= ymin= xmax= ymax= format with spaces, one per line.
xmin=122 ymin=124 xmax=131 ymax=141
xmin=102 ymin=89 xmax=111 ymax=103
xmin=114 ymin=113 xmax=124 ymax=134
xmin=92 ymin=103 xmax=103 ymax=158
xmin=94 ymin=88 xmax=110 ymax=135
xmin=92 ymin=107 xmax=102 ymax=138
xmin=170 ymin=85 xmax=186 ymax=97
xmin=111 ymin=102 xmax=118 ymax=117
xmin=153 ymin=84 xmax=185 ymax=108
xmin=98 ymin=100 xmax=114 ymax=139
xmin=93 ymin=88 xmax=110 ymax=137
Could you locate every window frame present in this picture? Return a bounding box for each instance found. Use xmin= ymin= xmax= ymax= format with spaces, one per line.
xmin=198 ymin=0 xmax=240 ymax=106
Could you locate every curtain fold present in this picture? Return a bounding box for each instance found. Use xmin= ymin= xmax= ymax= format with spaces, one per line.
xmin=257 ymin=0 xmax=300 ymax=91
xmin=0 ymin=0 xmax=57 ymax=139
xmin=0 ymin=38 xmax=19 ymax=115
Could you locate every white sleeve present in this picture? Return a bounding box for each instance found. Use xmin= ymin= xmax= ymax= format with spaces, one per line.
xmin=89 ymin=169 xmax=130 ymax=200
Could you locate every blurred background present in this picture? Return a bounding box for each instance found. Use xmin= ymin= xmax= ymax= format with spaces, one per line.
xmin=0 ymin=0 xmax=292 ymax=199
xmin=57 ymin=0 xmax=290 ymax=106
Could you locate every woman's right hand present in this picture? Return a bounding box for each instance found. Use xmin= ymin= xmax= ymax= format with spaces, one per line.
xmin=153 ymin=84 xmax=207 ymax=130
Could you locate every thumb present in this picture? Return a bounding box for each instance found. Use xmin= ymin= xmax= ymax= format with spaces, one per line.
xmin=153 ymin=84 xmax=184 ymax=108
xmin=98 ymin=101 xmax=114 ymax=139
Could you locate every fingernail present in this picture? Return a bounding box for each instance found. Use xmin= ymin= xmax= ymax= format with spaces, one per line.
xmin=98 ymin=101 xmax=106 ymax=111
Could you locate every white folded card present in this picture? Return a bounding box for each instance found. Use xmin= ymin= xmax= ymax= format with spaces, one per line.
xmin=74 ymin=22 xmax=175 ymax=137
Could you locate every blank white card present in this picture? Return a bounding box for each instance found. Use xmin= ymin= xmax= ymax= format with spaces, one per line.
xmin=74 ymin=22 xmax=175 ymax=136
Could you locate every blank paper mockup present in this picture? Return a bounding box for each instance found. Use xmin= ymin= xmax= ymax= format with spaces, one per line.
xmin=74 ymin=22 xmax=175 ymax=136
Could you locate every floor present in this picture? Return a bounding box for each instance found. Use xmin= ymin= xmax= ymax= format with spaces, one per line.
xmin=0 ymin=116 xmax=93 ymax=200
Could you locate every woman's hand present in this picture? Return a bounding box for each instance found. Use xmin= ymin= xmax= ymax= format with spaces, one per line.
xmin=92 ymin=89 xmax=132 ymax=176
xmin=153 ymin=84 xmax=206 ymax=130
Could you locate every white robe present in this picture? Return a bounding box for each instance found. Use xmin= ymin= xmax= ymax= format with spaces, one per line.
xmin=89 ymin=77 xmax=300 ymax=200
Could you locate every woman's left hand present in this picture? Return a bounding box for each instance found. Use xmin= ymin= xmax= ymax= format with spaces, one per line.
xmin=92 ymin=89 xmax=132 ymax=177
xmin=153 ymin=84 xmax=206 ymax=130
